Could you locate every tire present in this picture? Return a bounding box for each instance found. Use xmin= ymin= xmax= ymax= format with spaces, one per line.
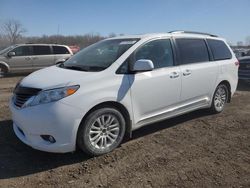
xmin=209 ymin=84 xmax=229 ymax=114
xmin=77 ymin=107 xmax=126 ymax=156
xmin=0 ymin=65 xmax=7 ymax=78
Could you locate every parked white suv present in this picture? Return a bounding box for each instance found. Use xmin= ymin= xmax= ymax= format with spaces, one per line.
xmin=0 ymin=44 xmax=73 ymax=76
xmin=9 ymin=31 xmax=238 ymax=156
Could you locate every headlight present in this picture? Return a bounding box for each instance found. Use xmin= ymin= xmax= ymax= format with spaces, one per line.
xmin=23 ymin=85 xmax=79 ymax=107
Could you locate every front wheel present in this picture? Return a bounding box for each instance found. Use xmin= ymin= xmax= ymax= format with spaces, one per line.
xmin=0 ymin=66 xmax=6 ymax=78
xmin=77 ymin=107 xmax=126 ymax=156
xmin=209 ymin=84 xmax=229 ymax=113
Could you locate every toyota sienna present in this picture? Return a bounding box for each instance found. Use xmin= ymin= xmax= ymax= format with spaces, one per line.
xmin=9 ymin=31 xmax=239 ymax=156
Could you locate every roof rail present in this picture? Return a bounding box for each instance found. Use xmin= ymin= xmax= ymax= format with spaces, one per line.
xmin=169 ymin=30 xmax=218 ymax=37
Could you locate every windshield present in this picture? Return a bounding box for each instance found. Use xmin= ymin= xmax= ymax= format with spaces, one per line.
xmin=61 ymin=38 xmax=139 ymax=71
xmin=0 ymin=45 xmax=16 ymax=55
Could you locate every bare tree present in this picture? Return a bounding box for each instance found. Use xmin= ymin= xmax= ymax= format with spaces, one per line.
xmin=2 ymin=19 xmax=26 ymax=44
xmin=108 ymin=33 xmax=116 ymax=38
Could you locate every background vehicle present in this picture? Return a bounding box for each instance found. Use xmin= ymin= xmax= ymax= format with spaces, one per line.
xmin=238 ymin=56 xmax=250 ymax=81
xmin=0 ymin=44 xmax=73 ymax=76
xmin=10 ymin=31 xmax=238 ymax=156
xmin=233 ymin=49 xmax=249 ymax=58
xmin=68 ymin=45 xmax=80 ymax=54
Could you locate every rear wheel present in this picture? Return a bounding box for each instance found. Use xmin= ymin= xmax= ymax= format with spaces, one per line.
xmin=77 ymin=107 xmax=126 ymax=156
xmin=209 ymin=84 xmax=229 ymax=113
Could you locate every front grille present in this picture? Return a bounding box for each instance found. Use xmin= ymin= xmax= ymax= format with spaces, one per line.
xmin=239 ymin=62 xmax=250 ymax=70
xmin=13 ymin=85 xmax=41 ymax=108
xmin=238 ymin=70 xmax=250 ymax=79
xmin=14 ymin=93 xmax=33 ymax=108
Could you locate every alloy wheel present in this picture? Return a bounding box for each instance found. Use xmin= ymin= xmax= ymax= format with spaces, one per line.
xmin=214 ymin=86 xmax=227 ymax=111
xmin=88 ymin=114 xmax=120 ymax=149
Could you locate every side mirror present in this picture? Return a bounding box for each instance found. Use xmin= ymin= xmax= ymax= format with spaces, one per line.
xmin=8 ymin=51 xmax=15 ymax=57
xmin=132 ymin=59 xmax=154 ymax=72
xmin=56 ymin=58 xmax=66 ymax=65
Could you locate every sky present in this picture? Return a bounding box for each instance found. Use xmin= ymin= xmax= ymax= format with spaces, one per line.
xmin=0 ymin=0 xmax=250 ymax=45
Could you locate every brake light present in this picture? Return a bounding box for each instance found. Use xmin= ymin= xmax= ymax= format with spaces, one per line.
xmin=235 ymin=61 xmax=240 ymax=66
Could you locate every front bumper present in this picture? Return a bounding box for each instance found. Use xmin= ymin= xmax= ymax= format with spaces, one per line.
xmin=239 ymin=69 xmax=250 ymax=80
xmin=10 ymin=99 xmax=84 ymax=153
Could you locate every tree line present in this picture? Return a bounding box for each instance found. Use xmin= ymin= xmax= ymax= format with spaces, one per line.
xmin=0 ymin=19 xmax=114 ymax=50
xmin=1 ymin=19 xmax=250 ymax=50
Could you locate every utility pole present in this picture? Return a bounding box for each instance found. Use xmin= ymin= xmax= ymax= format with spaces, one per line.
xmin=56 ymin=24 xmax=60 ymax=44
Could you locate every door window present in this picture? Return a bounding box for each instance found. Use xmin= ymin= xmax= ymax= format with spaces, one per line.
xmin=176 ymin=38 xmax=209 ymax=64
xmin=11 ymin=46 xmax=32 ymax=56
xmin=52 ymin=46 xmax=70 ymax=54
xmin=33 ymin=46 xmax=51 ymax=55
xmin=134 ymin=39 xmax=174 ymax=69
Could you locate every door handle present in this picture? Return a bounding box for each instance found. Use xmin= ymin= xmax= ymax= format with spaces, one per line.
xmin=183 ymin=69 xmax=192 ymax=76
xmin=25 ymin=57 xmax=31 ymax=61
xmin=170 ymin=72 xmax=179 ymax=79
xmin=32 ymin=57 xmax=38 ymax=60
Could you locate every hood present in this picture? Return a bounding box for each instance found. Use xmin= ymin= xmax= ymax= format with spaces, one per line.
xmin=20 ymin=66 xmax=95 ymax=90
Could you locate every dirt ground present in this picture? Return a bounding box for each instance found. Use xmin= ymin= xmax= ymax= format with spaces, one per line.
xmin=0 ymin=74 xmax=250 ymax=188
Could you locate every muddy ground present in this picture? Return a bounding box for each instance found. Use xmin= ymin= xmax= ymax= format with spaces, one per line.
xmin=0 ymin=74 xmax=250 ymax=188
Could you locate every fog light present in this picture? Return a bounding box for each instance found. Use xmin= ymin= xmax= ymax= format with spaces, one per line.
xmin=41 ymin=135 xmax=56 ymax=143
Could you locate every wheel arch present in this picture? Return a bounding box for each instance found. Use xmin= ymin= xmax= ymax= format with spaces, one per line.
xmin=78 ymin=101 xmax=132 ymax=138
xmin=55 ymin=59 xmax=66 ymax=65
xmin=217 ymin=80 xmax=232 ymax=103
xmin=0 ymin=61 xmax=10 ymax=73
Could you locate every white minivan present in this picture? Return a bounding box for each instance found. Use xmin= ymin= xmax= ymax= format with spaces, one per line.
xmin=9 ymin=31 xmax=238 ymax=156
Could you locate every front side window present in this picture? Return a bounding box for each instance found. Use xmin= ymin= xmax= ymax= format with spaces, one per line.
xmin=63 ymin=38 xmax=139 ymax=71
xmin=207 ymin=39 xmax=232 ymax=60
xmin=10 ymin=46 xmax=32 ymax=56
xmin=33 ymin=46 xmax=51 ymax=55
xmin=134 ymin=39 xmax=174 ymax=69
xmin=176 ymin=38 xmax=209 ymax=64
xmin=53 ymin=46 xmax=70 ymax=54
xmin=0 ymin=45 xmax=16 ymax=55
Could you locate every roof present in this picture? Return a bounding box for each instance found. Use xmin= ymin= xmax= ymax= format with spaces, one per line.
xmin=108 ymin=31 xmax=220 ymax=40
xmin=16 ymin=43 xmax=69 ymax=47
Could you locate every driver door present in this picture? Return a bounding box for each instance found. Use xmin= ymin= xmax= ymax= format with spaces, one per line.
xmin=7 ymin=46 xmax=33 ymax=72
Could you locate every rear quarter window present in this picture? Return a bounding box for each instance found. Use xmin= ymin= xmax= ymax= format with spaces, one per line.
xmin=53 ymin=46 xmax=70 ymax=54
xmin=207 ymin=39 xmax=232 ymax=61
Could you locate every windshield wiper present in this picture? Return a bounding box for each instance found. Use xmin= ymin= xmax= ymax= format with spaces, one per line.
xmin=62 ymin=65 xmax=106 ymax=72
xmin=63 ymin=65 xmax=89 ymax=71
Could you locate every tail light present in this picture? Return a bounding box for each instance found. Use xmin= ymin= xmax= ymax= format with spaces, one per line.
xmin=235 ymin=61 xmax=240 ymax=66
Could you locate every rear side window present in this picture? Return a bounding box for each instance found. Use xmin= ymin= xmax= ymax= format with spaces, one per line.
xmin=176 ymin=38 xmax=209 ymax=64
xmin=53 ymin=46 xmax=70 ymax=54
xmin=207 ymin=39 xmax=232 ymax=60
xmin=33 ymin=46 xmax=51 ymax=55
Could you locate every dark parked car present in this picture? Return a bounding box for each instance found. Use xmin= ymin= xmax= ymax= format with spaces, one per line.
xmin=238 ymin=56 xmax=250 ymax=81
